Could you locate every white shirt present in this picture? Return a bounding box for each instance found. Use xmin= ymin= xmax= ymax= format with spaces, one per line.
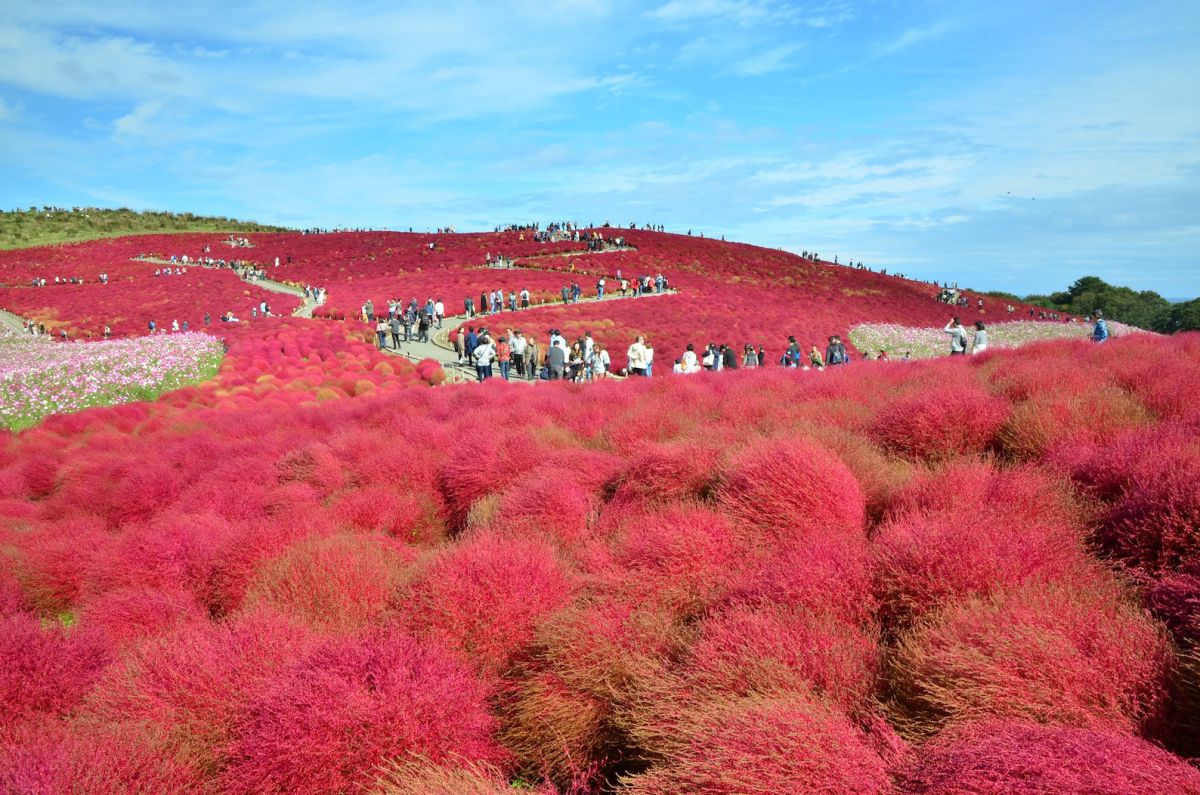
xmin=434 ymin=301 xmax=444 ymax=316
xmin=681 ymin=350 xmax=698 ymax=373
xmin=627 ymin=342 xmax=647 ymax=369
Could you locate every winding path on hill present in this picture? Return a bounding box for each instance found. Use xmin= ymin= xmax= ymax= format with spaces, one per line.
xmin=135 ymin=248 xmax=679 ymax=383
xmin=375 ymin=288 xmax=680 ymax=383
xmin=0 ymin=307 xmax=30 ymax=335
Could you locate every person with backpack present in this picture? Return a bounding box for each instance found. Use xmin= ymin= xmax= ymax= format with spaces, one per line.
xmin=944 ymin=317 xmax=968 ymax=355
xmin=473 ymin=335 xmax=496 ymax=381
xmin=825 ymin=335 xmax=847 ymax=366
xmin=785 ymin=336 xmax=801 ymax=368
xmin=1091 ymin=311 xmax=1109 ymax=343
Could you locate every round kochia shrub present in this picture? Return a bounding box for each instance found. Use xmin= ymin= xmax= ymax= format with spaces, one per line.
xmin=79 ymin=608 xmax=318 ymax=775
xmin=241 ymin=532 xmax=415 ymax=633
xmin=1091 ymin=432 xmax=1200 ymax=574
xmin=0 ymin=721 xmax=206 ymax=795
xmin=621 ymin=691 xmax=891 ymax=794
xmin=397 ymin=530 xmax=575 ymax=679
xmin=220 ymin=629 xmax=503 ymax=794
xmin=677 ymin=603 xmax=878 ymax=716
xmin=869 ymin=384 xmax=1010 ymax=462
xmin=0 ymin=614 xmax=114 ymax=736
xmin=886 ymin=578 xmax=1173 ymax=738
xmin=899 ymin=719 xmax=1200 ymax=794
xmin=716 ymin=435 xmax=867 ymax=547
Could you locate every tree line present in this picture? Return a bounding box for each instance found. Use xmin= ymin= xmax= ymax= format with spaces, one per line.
xmin=986 ymin=276 xmax=1199 ymax=333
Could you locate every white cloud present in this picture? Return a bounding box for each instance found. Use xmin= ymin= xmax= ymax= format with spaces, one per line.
xmin=647 ymin=0 xmax=850 ymax=28
xmin=733 ymin=44 xmax=801 ymax=76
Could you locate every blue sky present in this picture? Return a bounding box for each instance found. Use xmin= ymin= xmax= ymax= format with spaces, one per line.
xmin=1 ymin=1 xmax=1197 ymax=296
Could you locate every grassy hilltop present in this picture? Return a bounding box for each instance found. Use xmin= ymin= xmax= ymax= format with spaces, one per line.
xmin=0 ymin=207 xmax=289 ymax=250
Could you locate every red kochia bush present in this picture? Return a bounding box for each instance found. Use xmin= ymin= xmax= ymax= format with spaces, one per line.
xmin=606 ymin=441 xmax=724 ymax=507
xmin=0 ymin=721 xmax=206 ymax=795
xmin=899 ymin=719 xmax=1200 ymax=794
xmin=78 ymin=586 xmax=206 ymax=649
xmin=397 ymin=530 xmax=575 ymax=679
xmin=622 ymin=691 xmax=891 ymax=794
xmin=869 ymin=383 xmax=1010 ymax=462
xmin=1145 ymin=564 xmax=1200 ymax=644
xmin=723 ymin=533 xmax=875 ymax=628
xmin=79 ymin=608 xmax=318 ymax=774
xmin=0 ymin=615 xmax=113 ymax=737
xmin=675 ymin=603 xmax=878 ymax=716
xmin=221 ymin=629 xmax=504 ymax=795
xmin=376 ymin=758 xmax=555 ymax=795
xmin=241 ymin=532 xmax=416 ymax=633
xmin=717 ymin=435 xmax=867 ymax=548
xmin=1090 ymin=431 xmax=1200 ymax=574
xmin=597 ymin=503 xmax=741 ymax=616
xmin=999 ymin=385 xmax=1149 ymax=461
xmin=887 ymin=578 xmax=1173 ymax=738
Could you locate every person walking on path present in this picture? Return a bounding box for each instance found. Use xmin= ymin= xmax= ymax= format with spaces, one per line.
xmin=497 ymin=336 xmax=512 ymax=381
xmin=473 ymin=335 xmax=496 ymax=381
xmin=389 ymin=315 xmax=402 ymax=349
xmin=375 ymin=318 xmax=389 ymax=349
xmin=944 ymin=317 xmax=968 ymax=356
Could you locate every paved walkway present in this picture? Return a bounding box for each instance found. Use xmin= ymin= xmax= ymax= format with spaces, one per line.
xmin=371 ymin=288 xmax=679 ymax=383
xmin=135 ymin=256 xmax=318 ymax=318
xmin=0 ymin=307 xmax=32 ymax=336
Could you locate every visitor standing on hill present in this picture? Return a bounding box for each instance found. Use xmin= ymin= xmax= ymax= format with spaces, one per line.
xmin=971 ymin=321 xmax=988 ymax=354
xmin=473 ymin=335 xmax=496 ymax=381
xmin=520 ymin=288 xmax=530 ymax=309
xmin=742 ymin=344 xmax=757 ymax=368
xmin=627 ymin=336 xmax=649 ymax=377
xmin=434 ymin=299 xmax=445 ymax=328
xmin=597 ymin=277 xmax=606 ymax=299
xmin=1091 ymin=311 xmax=1109 ymax=343
xmin=512 ymin=331 xmax=528 ymax=376
xmin=390 ymin=315 xmax=402 ymax=349
xmin=497 ymin=336 xmax=512 ymax=381
xmin=944 ymin=317 xmax=968 ymax=355
xmin=786 ymin=336 xmax=801 ymax=367
xmin=681 ymin=343 xmax=699 ymax=374
xmin=593 ymin=344 xmax=610 ymax=379
xmin=456 ymin=327 xmax=467 ymax=364
xmin=547 ymin=339 xmax=566 ymax=379
xmin=809 ymin=345 xmax=825 ymax=369
xmin=825 ymin=335 xmax=848 ymax=366
xmin=375 ymin=319 xmax=388 ymax=349
xmin=527 ymin=336 xmax=541 ymax=380
xmin=644 ymin=341 xmax=655 ymax=376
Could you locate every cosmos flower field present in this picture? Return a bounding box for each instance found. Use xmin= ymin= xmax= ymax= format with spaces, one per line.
xmin=1 ymin=230 xmax=1197 ymax=793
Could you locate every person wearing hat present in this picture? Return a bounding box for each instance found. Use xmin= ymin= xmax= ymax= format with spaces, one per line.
xmin=1091 ymin=310 xmax=1109 ymax=343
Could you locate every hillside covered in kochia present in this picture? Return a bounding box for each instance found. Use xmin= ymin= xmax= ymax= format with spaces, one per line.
xmin=1 ymin=227 xmax=1198 ymax=793
xmin=1 ymin=323 xmax=1198 ymax=791
xmin=1 ymin=228 xmax=1064 ymax=360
